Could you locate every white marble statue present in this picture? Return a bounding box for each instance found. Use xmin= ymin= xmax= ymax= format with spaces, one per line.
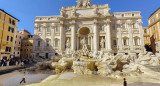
xmin=100 ymin=38 xmax=105 ymax=48
xmin=77 ymin=0 xmax=92 ymax=7
xmin=66 ymin=38 xmax=70 ymax=48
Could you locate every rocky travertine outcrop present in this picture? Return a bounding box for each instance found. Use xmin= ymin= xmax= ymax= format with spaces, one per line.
xmin=50 ymin=42 xmax=160 ymax=77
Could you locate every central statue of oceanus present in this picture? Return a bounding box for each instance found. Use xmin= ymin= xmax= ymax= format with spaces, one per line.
xmin=76 ymin=0 xmax=93 ymax=7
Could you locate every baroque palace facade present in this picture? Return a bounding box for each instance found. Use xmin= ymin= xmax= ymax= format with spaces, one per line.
xmin=32 ymin=0 xmax=144 ymax=58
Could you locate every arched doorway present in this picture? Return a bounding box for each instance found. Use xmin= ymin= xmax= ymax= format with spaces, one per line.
xmin=78 ymin=27 xmax=91 ymax=50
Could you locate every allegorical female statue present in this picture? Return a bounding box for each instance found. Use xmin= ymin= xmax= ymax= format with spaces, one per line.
xmin=100 ymin=38 xmax=105 ymax=48
xmin=66 ymin=38 xmax=70 ymax=48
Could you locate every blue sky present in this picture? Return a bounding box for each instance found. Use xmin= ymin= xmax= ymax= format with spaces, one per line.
xmin=0 ymin=0 xmax=160 ymax=34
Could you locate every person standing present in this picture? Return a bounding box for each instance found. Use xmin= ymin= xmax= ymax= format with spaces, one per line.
xmin=20 ymin=72 xmax=26 ymax=84
xmin=123 ymin=78 xmax=127 ymax=86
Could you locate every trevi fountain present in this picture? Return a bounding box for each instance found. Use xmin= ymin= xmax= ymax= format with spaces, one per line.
xmin=28 ymin=0 xmax=160 ymax=86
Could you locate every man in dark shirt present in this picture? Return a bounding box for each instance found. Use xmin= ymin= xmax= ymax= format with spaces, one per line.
xmin=123 ymin=78 xmax=127 ymax=86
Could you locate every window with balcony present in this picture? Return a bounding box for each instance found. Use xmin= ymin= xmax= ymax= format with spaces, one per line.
xmin=55 ymin=39 xmax=59 ymax=47
xmin=47 ymin=26 xmax=51 ymax=32
xmin=56 ymin=26 xmax=59 ymax=32
xmin=8 ymin=27 xmax=14 ymax=33
xmin=123 ymin=39 xmax=127 ymax=45
xmin=122 ymin=23 xmax=125 ymax=29
xmin=38 ymin=26 xmax=42 ymax=32
xmin=5 ymin=47 xmax=11 ymax=52
xmin=134 ymin=38 xmax=138 ymax=45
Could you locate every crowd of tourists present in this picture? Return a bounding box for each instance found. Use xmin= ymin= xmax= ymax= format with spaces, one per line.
xmin=0 ymin=58 xmax=33 ymax=67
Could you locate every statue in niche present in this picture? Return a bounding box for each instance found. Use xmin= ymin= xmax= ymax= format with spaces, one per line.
xmin=100 ymin=37 xmax=105 ymax=48
xmin=66 ymin=38 xmax=70 ymax=48
xmin=80 ymin=37 xmax=88 ymax=54
xmin=80 ymin=37 xmax=86 ymax=45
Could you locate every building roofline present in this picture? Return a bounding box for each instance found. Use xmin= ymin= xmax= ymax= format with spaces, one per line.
xmin=148 ymin=8 xmax=160 ymax=19
xmin=113 ymin=11 xmax=141 ymax=13
xmin=0 ymin=9 xmax=20 ymax=21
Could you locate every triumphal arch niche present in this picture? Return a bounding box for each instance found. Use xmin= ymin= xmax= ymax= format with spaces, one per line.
xmin=33 ymin=0 xmax=144 ymax=58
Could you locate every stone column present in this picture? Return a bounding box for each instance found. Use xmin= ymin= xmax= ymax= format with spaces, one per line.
xmin=91 ymin=36 xmax=93 ymax=51
xmin=116 ymin=20 xmax=123 ymax=51
xmin=71 ymin=24 xmax=76 ymax=50
xmin=77 ymin=36 xmax=79 ymax=50
xmin=60 ymin=23 xmax=65 ymax=51
xmin=93 ymin=21 xmax=99 ymax=52
xmin=51 ymin=23 xmax=55 ymax=47
xmin=127 ymin=21 xmax=134 ymax=51
xmin=42 ymin=23 xmax=47 ymax=51
xmin=139 ymin=21 xmax=145 ymax=53
xmin=106 ymin=20 xmax=112 ymax=51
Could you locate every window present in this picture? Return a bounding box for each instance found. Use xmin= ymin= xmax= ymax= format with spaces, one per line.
xmin=154 ymin=34 xmax=157 ymax=39
xmin=55 ymin=39 xmax=59 ymax=47
xmin=144 ymin=29 xmax=147 ymax=33
xmin=18 ymin=47 xmax=20 ymax=50
xmin=123 ymin=39 xmax=127 ymax=45
xmin=122 ymin=14 xmax=124 ymax=17
xmin=46 ymin=40 xmax=50 ymax=46
xmin=14 ymin=47 xmax=16 ymax=50
xmin=134 ymin=38 xmax=138 ymax=45
xmin=9 ymin=18 xmax=15 ymax=25
xmin=20 ymin=36 xmax=21 ymax=39
xmin=152 ymin=18 xmax=155 ymax=23
xmin=7 ymin=36 xmax=9 ymax=41
xmin=10 ymin=37 xmax=13 ymax=42
xmin=121 ymin=23 xmax=125 ymax=29
xmin=113 ymin=40 xmax=117 ymax=46
xmin=8 ymin=27 xmax=14 ymax=33
xmin=19 ymin=42 xmax=21 ymax=44
xmin=132 ymin=14 xmax=135 ymax=16
xmin=16 ymin=35 xmax=17 ymax=38
xmin=146 ymin=37 xmax=148 ymax=40
xmin=56 ymin=26 xmax=59 ymax=32
xmin=18 ymin=52 xmax=19 ymax=54
xmin=132 ymin=23 xmax=136 ymax=28
xmin=153 ymin=26 xmax=156 ymax=31
xmin=47 ymin=26 xmax=51 ymax=32
xmin=38 ymin=26 xmax=42 ymax=32
xmin=15 ymin=41 xmax=16 ymax=44
xmin=5 ymin=47 xmax=11 ymax=52
xmin=38 ymin=41 xmax=41 ymax=46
